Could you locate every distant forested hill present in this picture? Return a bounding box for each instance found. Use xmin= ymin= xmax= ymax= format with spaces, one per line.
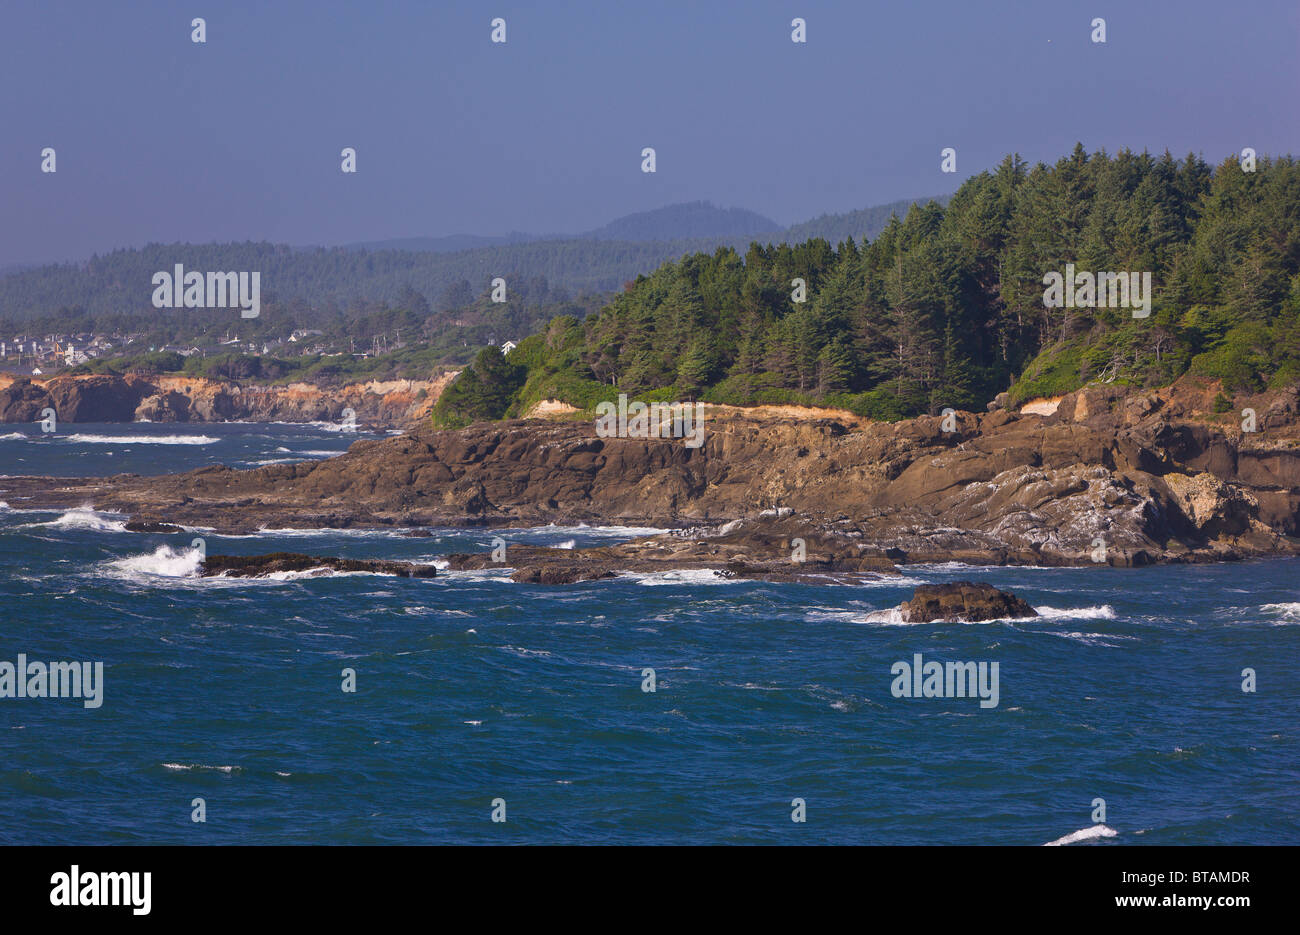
xmin=784 ymin=196 xmax=952 ymax=245
xmin=582 ymin=202 xmax=780 ymax=241
xmin=432 ymin=146 xmax=1300 ymax=427
xmin=0 ymin=198 xmax=941 ymax=323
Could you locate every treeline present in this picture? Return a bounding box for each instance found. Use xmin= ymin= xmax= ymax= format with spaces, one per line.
xmin=0 ymin=200 xmax=935 ymax=325
xmin=10 ymin=278 xmax=606 ymax=371
xmin=0 ymin=240 xmax=666 ymax=323
xmin=433 ymin=146 xmax=1300 ymax=426
xmin=70 ymin=346 xmax=458 ymax=387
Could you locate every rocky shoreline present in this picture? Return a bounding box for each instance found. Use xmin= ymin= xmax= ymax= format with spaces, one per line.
xmin=0 ymin=371 xmax=456 ymax=430
xmin=2 ymin=377 xmax=1298 ymax=573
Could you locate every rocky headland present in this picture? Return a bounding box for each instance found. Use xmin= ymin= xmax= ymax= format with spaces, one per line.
xmin=2 ymin=377 xmax=1298 ymax=574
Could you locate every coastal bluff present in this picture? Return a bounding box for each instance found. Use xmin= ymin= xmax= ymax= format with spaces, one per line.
xmin=2 ymin=377 xmax=1298 ymax=567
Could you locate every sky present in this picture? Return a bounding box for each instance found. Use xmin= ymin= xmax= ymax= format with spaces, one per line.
xmin=1 ymin=0 xmax=1297 ymax=266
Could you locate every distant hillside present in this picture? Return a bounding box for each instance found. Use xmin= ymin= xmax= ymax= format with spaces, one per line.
xmin=343 ymin=201 xmax=781 ymax=252
xmin=338 ymin=232 xmax=536 ymax=254
xmin=0 ymin=196 xmax=947 ymax=323
xmin=785 ymin=195 xmax=951 ymax=244
xmin=583 ymin=201 xmax=780 ymax=241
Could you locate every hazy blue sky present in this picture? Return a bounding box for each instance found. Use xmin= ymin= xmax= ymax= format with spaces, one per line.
xmin=2 ymin=0 xmax=1297 ymax=265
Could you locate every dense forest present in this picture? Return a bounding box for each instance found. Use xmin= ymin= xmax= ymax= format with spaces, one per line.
xmin=433 ymin=146 xmax=1300 ymax=428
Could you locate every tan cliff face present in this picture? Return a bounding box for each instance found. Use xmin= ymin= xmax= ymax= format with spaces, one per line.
xmin=0 ymin=369 xmax=460 ymax=428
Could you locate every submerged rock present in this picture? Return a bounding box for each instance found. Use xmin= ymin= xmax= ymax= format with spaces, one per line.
xmin=202 ymin=552 xmax=437 ymax=578
xmin=510 ymin=564 xmax=616 ymax=584
xmin=124 ymin=520 xmax=184 ymax=533
xmin=900 ymin=581 xmax=1037 ymax=622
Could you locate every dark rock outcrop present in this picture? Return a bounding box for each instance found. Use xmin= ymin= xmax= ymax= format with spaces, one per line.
xmin=899 ymin=582 xmax=1037 ymax=622
xmin=511 ymin=564 xmax=617 ymax=584
xmin=5 ymin=377 xmax=1299 ymax=568
xmin=0 ymin=378 xmax=52 ymax=422
xmin=442 ymin=517 xmax=902 ymax=584
xmin=201 ymin=552 xmax=438 ymax=578
xmin=124 ymin=520 xmax=185 ymax=533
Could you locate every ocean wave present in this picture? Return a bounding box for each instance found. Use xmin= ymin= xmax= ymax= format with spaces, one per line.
xmin=1034 ymin=605 xmax=1117 ymax=621
xmin=620 ymin=568 xmax=743 ymax=586
xmin=844 ymin=602 xmax=1116 ymax=625
xmin=537 ymin=523 xmax=671 ymax=538
xmin=1260 ymin=602 xmax=1300 ymax=623
xmin=255 ymin=525 xmax=412 ymax=538
xmin=104 ymin=544 xmax=203 ymax=579
xmin=0 ymin=432 xmax=27 ymax=441
xmin=161 ymin=763 xmax=241 ymax=773
xmin=38 ymin=507 xmax=128 ymax=533
xmin=64 ymin=433 xmax=218 ymax=445
xmin=1049 ymin=631 xmax=1136 ymax=647
xmin=1043 ymin=824 xmax=1118 ymax=846
xmin=437 ymin=568 xmax=514 ymax=583
xmin=853 ymin=575 xmax=926 ymax=588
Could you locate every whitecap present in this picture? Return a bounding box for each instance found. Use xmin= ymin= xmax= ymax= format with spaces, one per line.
xmin=1260 ymin=602 xmax=1300 ymax=623
xmin=1043 ymin=824 xmax=1117 ymax=846
xmin=161 ymin=763 xmax=241 ymax=773
xmin=39 ymin=507 xmax=127 ymax=533
xmin=65 ymin=433 xmax=218 ymax=445
xmin=1034 ymin=605 xmax=1117 ymax=621
xmin=621 ymin=568 xmax=743 ymax=586
xmin=105 ymin=544 xmax=204 ymax=579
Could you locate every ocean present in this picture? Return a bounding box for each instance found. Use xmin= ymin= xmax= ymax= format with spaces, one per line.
xmin=1 ymin=423 xmax=1296 ymax=845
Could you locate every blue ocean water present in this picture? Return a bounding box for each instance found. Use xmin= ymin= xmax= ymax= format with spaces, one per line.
xmin=0 ymin=421 xmax=389 ymax=477
xmin=0 ymin=424 xmax=1296 ymax=845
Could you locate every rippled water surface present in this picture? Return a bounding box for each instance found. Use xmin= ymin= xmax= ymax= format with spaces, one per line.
xmin=1 ymin=424 xmax=1296 ymax=844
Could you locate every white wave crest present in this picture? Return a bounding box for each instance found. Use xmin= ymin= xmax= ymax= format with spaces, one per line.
xmin=161 ymin=763 xmax=240 ymax=773
xmin=42 ymin=508 xmax=127 ymax=533
xmin=105 ymin=544 xmax=203 ymax=579
xmin=1034 ymin=604 xmax=1117 ymax=621
xmin=0 ymin=432 xmax=27 ymax=441
xmin=539 ymin=523 xmax=671 ymax=538
xmin=1260 ymin=602 xmax=1300 ymax=623
xmin=1043 ymin=824 xmax=1118 ymax=846
xmin=65 ymin=433 xmax=218 ymax=445
xmin=622 ymin=568 xmax=742 ymax=586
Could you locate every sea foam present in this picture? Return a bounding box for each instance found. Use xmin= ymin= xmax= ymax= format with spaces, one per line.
xmin=65 ymin=433 xmax=218 ymax=445
xmin=1043 ymin=824 xmax=1118 ymax=846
